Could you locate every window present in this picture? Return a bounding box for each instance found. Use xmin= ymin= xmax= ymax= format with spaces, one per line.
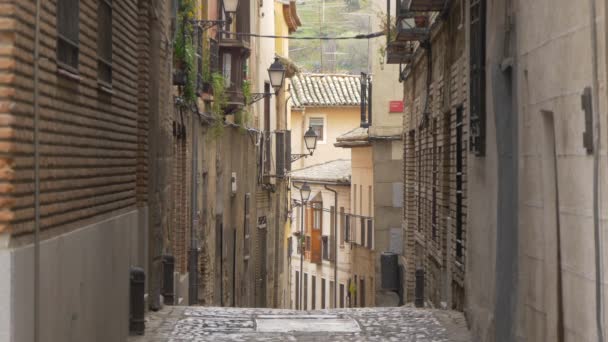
xmin=222 ymin=53 xmax=232 ymax=88
xmin=321 ymin=278 xmax=326 ymax=309
xmin=57 ymin=0 xmax=80 ymax=70
xmin=309 ymin=117 xmax=325 ymax=142
xmin=313 ymin=202 xmax=322 ymax=229
xmin=329 ymin=280 xmax=335 ymax=308
xmin=345 ymin=214 xmax=351 ymax=242
xmin=366 ymin=219 xmax=373 ymax=249
xmin=339 ymin=207 xmax=345 ymax=246
xmin=339 ymin=284 xmax=345 ymax=308
xmin=470 ymin=0 xmax=486 ymax=156
xmin=322 ymin=236 xmax=329 ymax=260
xmin=360 ymin=217 xmax=365 ymax=245
xmin=306 ymin=236 xmax=311 ymax=251
xmin=360 ymin=278 xmax=365 ymax=307
xmin=97 ymin=0 xmax=112 ymax=84
xmin=311 ymin=275 xmax=316 ymax=310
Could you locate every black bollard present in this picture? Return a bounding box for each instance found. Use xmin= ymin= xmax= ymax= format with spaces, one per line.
xmin=161 ymin=255 xmax=175 ymax=305
xmin=129 ymin=266 xmax=145 ymax=335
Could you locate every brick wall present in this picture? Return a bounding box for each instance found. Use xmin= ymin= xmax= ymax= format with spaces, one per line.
xmin=0 ymin=0 xmax=148 ymax=237
xmin=401 ymin=3 xmax=468 ymax=309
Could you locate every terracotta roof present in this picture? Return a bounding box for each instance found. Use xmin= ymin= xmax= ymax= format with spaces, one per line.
xmin=290 ymin=74 xmax=361 ymax=108
xmin=290 ymin=159 xmax=351 ymax=184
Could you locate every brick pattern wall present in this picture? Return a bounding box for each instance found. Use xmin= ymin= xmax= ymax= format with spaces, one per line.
xmin=0 ymin=0 xmax=145 ymax=236
xmin=401 ymin=13 xmax=468 ymax=309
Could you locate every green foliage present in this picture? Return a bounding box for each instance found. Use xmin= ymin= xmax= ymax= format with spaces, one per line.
xmin=234 ymin=80 xmax=252 ymax=132
xmin=376 ymin=10 xmax=397 ymax=70
xmin=174 ymin=0 xmax=197 ymax=104
xmin=210 ymin=73 xmax=227 ymax=138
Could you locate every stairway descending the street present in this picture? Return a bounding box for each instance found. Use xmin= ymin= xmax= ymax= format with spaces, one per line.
xmin=129 ymin=306 xmax=470 ymax=341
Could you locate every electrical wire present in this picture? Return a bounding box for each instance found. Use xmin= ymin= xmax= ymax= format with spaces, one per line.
xmin=219 ymin=30 xmax=385 ymax=40
xmin=291 ymin=199 xmax=373 ymax=220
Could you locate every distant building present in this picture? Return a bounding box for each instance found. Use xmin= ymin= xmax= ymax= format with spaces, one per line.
xmin=289 ymin=158 xmax=375 ymax=309
xmin=289 ymin=74 xmax=362 ymax=170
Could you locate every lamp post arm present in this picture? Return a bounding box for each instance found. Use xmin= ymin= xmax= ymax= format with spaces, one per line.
xmin=249 ymin=92 xmax=274 ymax=105
xmin=291 ymin=153 xmax=312 ymax=163
xmin=191 ymin=19 xmax=231 ymax=32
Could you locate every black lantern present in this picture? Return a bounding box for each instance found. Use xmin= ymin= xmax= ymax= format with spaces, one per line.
xmin=268 ymin=57 xmax=286 ymax=93
xmin=300 ymin=182 xmax=311 ymax=204
xmin=223 ymin=0 xmax=239 ymax=13
xmin=304 ymin=126 xmax=318 ymax=155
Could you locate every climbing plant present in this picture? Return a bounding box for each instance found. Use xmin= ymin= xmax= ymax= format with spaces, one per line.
xmin=210 ymin=72 xmax=227 ymax=138
xmin=174 ymin=0 xmax=197 ymax=104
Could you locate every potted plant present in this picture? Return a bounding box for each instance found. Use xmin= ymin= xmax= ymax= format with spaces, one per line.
xmin=414 ymin=15 xmax=428 ymax=28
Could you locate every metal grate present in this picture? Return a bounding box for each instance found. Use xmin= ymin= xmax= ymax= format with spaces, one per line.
xmin=57 ymin=0 xmax=80 ymax=69
xmin=97 ymin=0 xmax=112 ymax=84
xmin=469 ymin=0 xmax=486 ymax=156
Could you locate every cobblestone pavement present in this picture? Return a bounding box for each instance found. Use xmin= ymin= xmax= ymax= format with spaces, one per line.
xmin=129 ymin=306 xmax=471 ymax=342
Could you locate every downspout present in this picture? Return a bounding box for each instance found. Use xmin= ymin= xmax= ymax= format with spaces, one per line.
xmin=33 ymin=0 xmax=42 ymax=340
xmin=189 ymin=104 xmax=199 ymax=305
xmin=588 ymin=0 xmax=605 ymax=340
xmin=324 ymin=185 xmax=338 ymax=309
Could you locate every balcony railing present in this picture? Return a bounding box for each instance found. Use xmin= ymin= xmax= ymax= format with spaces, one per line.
xmin=406 ymin=0 xmax=450 ymax=12
xmin=386 ymin=41 xmax=415 ymax=65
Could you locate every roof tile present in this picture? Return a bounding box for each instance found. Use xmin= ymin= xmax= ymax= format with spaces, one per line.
xmin=290 ymin=74 xmax=361 ymax=107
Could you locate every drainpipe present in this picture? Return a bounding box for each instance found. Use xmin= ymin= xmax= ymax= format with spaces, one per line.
xmin=33 ymin=0 xmax=42 ymax=340
xmin=188 ymin=105 xmax=199 ymax=305
xmin=588 ymin=0 xmax=604 ymax=340
xmin=324 ymin=185 xmax=338 ymax=309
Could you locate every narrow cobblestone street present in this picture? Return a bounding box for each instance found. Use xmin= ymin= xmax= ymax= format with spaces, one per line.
xmin=129 ymin=306 xmax=470 ymax=342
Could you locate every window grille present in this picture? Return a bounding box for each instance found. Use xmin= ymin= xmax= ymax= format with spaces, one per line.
xmin=470 ymin=0 xmax=486 ymax=156
xmin=97 ymin=0 xmax=112 ymax=84
xmin=57 ymin=0 xmax=80 ymax=70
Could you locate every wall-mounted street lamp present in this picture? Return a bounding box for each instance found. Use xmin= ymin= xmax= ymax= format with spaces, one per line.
xmin=191 ymin=0 xmax=240 ymax=31
xmin=249 ymin=57 xmax=287 ymax=104
xmin=291 ymin=126 xmax=318 ymax=163
xmin=298 ymin=181 xmax=311 ymax=310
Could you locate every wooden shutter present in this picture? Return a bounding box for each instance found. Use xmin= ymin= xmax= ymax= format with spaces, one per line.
xmin=310 ymin=226 xmax=322 ymax=264
xmin=276 ymin=131 xmax=285 ymax=177
xmin=286 ymin=130 xmax=292 ymax=172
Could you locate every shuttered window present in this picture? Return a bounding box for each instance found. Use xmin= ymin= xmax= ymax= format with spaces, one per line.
xmin=57 ymin=0 xmax=80 ymax=70
xmin=97 ymin=0 xmax=112 ymax=84
xmin=276 ymin=131 xmax=286 ymax=177
xmin=470 ymin=0 xmax=486 ymax=156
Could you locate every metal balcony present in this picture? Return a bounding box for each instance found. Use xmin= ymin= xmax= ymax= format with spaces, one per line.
xmin=386 ymin=42 xmax=414 ymax=65
xmin=395 ymin=16 xmax=429 ymax=42
xmin=406 ymin=0 xmax=450 ymax=12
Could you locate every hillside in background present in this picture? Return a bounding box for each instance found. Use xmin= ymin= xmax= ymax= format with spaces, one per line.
xmin=290 ymin=0 xmax=376 ymax=74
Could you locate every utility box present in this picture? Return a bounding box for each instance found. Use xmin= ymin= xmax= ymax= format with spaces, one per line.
xmin=381 ymin=252 xmax=399 ymax=290
xmin=129 ymin=266 xmax=145 ymax=335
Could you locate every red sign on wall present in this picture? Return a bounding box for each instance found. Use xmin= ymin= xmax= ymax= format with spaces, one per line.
xmin=389 ymin=101 xmax=404 ymax=113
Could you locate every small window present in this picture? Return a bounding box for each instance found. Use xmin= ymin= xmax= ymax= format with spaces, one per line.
xmin=97 ymin=0 xmax=112 ymax=84
xmin=309 ymin=117 xmax=325 ymax=142
xmin=222 ymin=53 xmax=232 ymax=88
xmin=322 ymin=236 xmax=329 ymax=260
xmin=313 ymin=203 xmax=322 ymax=230
xmin=57 ymin=0 xmax=80 ymax=70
